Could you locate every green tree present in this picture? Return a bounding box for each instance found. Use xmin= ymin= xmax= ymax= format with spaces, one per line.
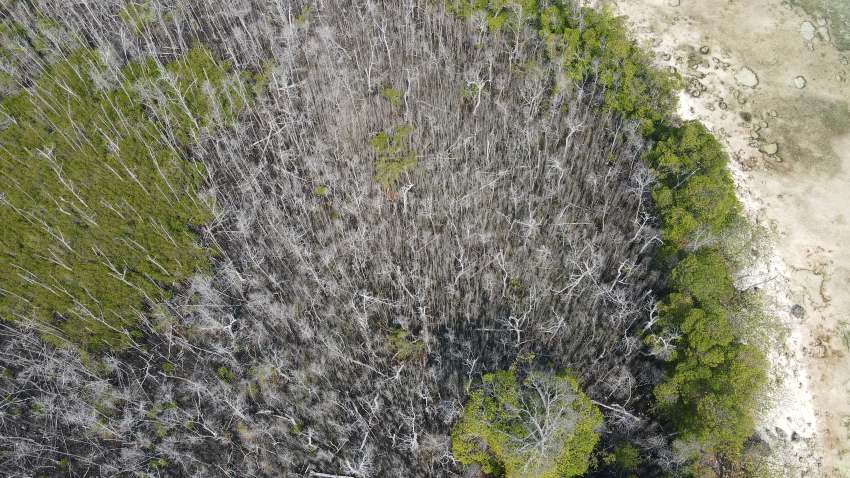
xmin=647 ymin=122 xmax=740 ymax=249
xmin=668 ymin=249 xmax=735 ymax=305
xmin=654 ymin=250 xmax=767 ymax=459
xmin=646 ymin=122 xmax=729 ymax=183
xmin=451 ymin=369 xmax=602 ymax=478
xmin=370 ymin=125 xmax=417 ymax=189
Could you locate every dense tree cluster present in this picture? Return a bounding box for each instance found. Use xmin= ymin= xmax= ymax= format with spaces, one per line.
xmin=644 ymin=123 xmax=768 ymax=474
xmin=0 ymin=0 xmax=770 ymax=477
xmin=647 ymin=122 xmax=740 ymax=255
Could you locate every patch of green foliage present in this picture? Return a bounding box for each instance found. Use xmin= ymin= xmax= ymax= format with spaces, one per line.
xmin=216 ymin=366 xmax=236 ymax=383
xmin=379 ymin=86 xmax=403 ymax=107
xmin=451 ymin=369 xmax=602 ymax=478
xmin=646 ymin=122 xmax=740 ymax=253
xmin=0 ymin=45 xmax=247 ymax=351
xmin=251 ymin=61 xmax=278 ymax=98
xmin=447 ymin=0 xmax=538 ymax=28
xmin=119 ymin=2 xmax=157 ymax=35
xmin=602 ymin=443 xmax=640 ymax=474
xmin=369 ymin=124 xmax=417 ymax=188
xmin=653 ymin=288 xmax=766 ymax=457
xmin=447 ymin=0 xmax=679 ymax=133
xmin=386 ymin=327 xmax=425 ymax=361
xmin=295 ymin=5 xmax=313 ymax=26
xmin=148 ymin=457 xmax=169 ymax=470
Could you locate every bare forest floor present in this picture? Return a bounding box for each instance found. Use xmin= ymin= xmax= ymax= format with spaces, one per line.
xmin=593 ymin=0 xmax=850 ymax=475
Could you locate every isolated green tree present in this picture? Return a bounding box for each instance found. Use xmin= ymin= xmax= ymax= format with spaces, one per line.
xmin=451 ymin=369 xmax=602 ymax=478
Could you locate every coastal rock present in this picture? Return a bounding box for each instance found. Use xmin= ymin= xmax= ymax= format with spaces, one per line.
xmin=760 ymin=143 xmax=779 ymax=155
xmin=735 ymin=67 xmax=759 ymax=87
xmin=801 ymin=21 xmax=816 ymax=42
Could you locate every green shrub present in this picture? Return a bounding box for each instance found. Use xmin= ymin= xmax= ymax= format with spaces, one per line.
xmin=612 ymin=443 xmax=640 ymax=471
xmin=646 ymin=122 xmax=729 ymax=182
xmin=216 ymin=366 xmax=236 ymax=383
xmin=386 ymin=327 xmax=425 ymax=361
xmin=379 ymin=86 xmax=403 ymax=107
xmin=451 ymin=369 xmax=602 ymax=478
xmin=370 ymin=125 xmax=417 ymax=188
xmin=669 ymin=249 xmax=735 ymax=305
xmin=654 ymin=252 xmax=767 ymax=458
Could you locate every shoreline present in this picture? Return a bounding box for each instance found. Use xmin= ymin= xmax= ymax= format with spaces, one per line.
xmin=591 ymin=0 xmax=850 ymax=474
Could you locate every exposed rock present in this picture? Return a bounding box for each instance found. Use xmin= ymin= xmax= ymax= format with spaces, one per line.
xmin=687 ymin=79 xmax=706 ymax=97
xmin=749 ymin=432 xmax=773 ymax=457
xmin=760 ymin=143 xmax=778 ymax=155
xmin=792 ymin=304 xmax=806 ymax=319
xmin=801 ymin=21 xmax=817 ymax=42
xmin=700 ymin=45 xmax=710 ymax=54
xmin=795 ymin=76 xmax=808 ymax=89
xmin=735 ymin=67 xmax=759 ymax=87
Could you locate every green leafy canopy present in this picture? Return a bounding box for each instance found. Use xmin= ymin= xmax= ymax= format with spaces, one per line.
xmin=0 ymin=46 xmax=246 ymax=350
xmin=451 ymin=369 xmax=602 ymax=478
